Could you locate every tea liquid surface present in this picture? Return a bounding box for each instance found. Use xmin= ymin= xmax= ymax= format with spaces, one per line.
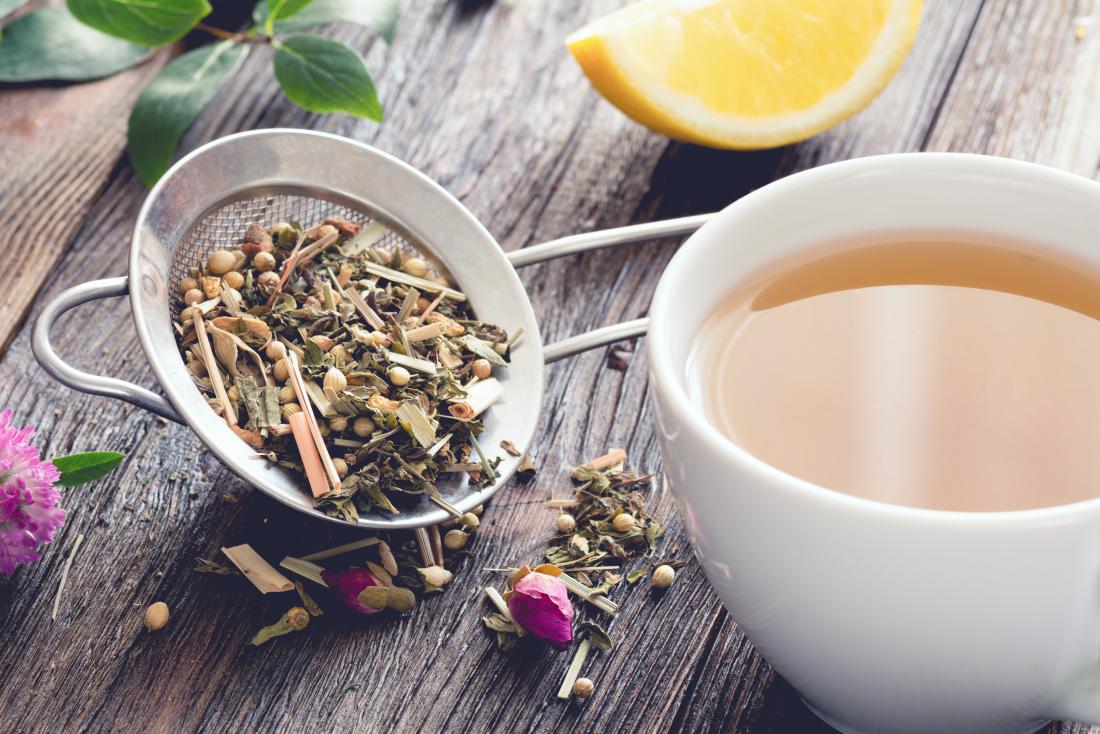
xmin=687 ymin=234 xmax=1100 ymax=512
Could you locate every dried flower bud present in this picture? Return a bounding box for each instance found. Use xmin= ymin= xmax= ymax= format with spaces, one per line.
xmin=222 ymin=271 xmax=244 ymax=290
xmin=570 ymin=535 xmax=589 ymax=554
xmin=612 ymin=513 xmax=635 ymax=533
xmin=256 ymin=271 xmax=280 ymax=288
xmin=281 ymin=403 xmax=302 ymax=420
xmin=402 ymin=257 xmax=429 ymax=278
xmin=572 ymin=678 xmax=595 ymax=699
xmin=183 ymin=288 xmax=204 ymax=306
xmin=323 ymin=216 xmax=362 ymax=238
xmin=367 ymin=395 xmax=399 ymax=413
xmin=266 ymin=340 xmax=287 ymax=360
xmin=506 ymin=566 xmax=573 ymax=649
xmin=321 ymin=567 xmax=385 ymax=615
xmin=387 ymin=366 xmax=411 ymax=386
xmin=443 ymin=529 xmax=467 ymax=550
xmin=251 ymin=606 xmax=310 ymax=645
xmin=415 ymin=296 xmax=431 ymax=313
xmin=329 ymin=344 xmax=351 ymax=364
xmin=242 ymin=223 xmax=273 ymax=257
xmin=313 ymin=223 xmax=339 ymax=241
xmin=460 ymin=512 xmax=480 ymax=531
xmin=353 ymin=417 xmax=375 ymax=437
xmin=323 ymin=367 xmax=347 ymax=392
xmin=418 ymin=565 xmax=454 ymax=589
xmin=274 ymin=358 xmax=290 ymax=382
xmin=328 ymin=417 xmax=348 ymax=432
xmin=178 ymin=277 xmax=198 ymax=295
xmin=557 ymin=514 xmax=576 ymax=533
xmin=144 ymin=601 xmax=169 ymax=631
xmin=309 ymin=334 xmax=334 ymax=351
xmin=445 ymin=323 xmax=466 ymax=337
xmin=337 ymin=263 xmax=354 ymax=288
xmin=206 ymin=250 xmax=236 ymax=276
xmin=253 ymin=251 xmax=277 ymax=273
xmin=201 ymin=276 xmax=221 ymax=299
xmin=652 ymin=564 xmax=676 ymax=589
xmin=370 ymin=331 xmax=392 ymax=347
xmin=470 ymin=359 xmax=492 ymax=380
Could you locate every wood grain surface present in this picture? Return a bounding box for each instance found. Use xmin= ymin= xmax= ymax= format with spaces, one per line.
xmin=0 ymin=1 xmax=1097 ymax=732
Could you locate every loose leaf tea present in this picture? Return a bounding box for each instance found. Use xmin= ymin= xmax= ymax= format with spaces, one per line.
xmin=173 ymin=217 xmax=509 ymax=521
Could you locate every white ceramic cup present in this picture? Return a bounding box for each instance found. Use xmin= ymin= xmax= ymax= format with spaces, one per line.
xmin=648 ymin=153 xmax=1100 ymax=734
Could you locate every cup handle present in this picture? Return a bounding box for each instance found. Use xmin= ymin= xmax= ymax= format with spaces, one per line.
xmin=32 ymin=276 xmax=182 ymax=422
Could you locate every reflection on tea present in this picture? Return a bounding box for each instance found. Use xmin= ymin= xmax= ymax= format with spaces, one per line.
xmin=687 ymin=234 xmax=1100 ymax=512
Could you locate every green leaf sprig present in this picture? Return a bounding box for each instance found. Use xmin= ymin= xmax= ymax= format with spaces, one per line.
xmin=0 ymin=0 xmax=398 ymax=185
xmin=51 ymin=451 xmax=126 ymax=487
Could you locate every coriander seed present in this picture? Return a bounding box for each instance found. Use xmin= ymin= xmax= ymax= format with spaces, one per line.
xmin=471 ymin=359 xmax=492 ymax=380
xmin=402 ymin=257 xmax=428 ymax=277
xmin=183 ymin=288 xmax=203 ymax=306
xmin=277 ymin=385 xmax=296 ymax=403
xmin=323 ymin=367 xmax=347 ymax=392
xmin=353 ymin=417 xmax=375 ymax=437
xmin=253 ymin=251 xmax=277 ymax=272
xmin=388 ymin=366 xmax=411 ymax=386
xmin=265 ymin=340 xmax=287 ymax=360
xmin=207 ymin=249 xmax=236 ymax=275
xmin=444 ymin=529 xmax=468 ymax=550
xmin=281 ymin=403 xmax=302 ymax=420
xmin=328 ymin=417 xmax=348 ymax=432
xmin=223 ymin=271 xmax=244 ymax=290
xmin=652 ymin=564 xmax=676 ymax=589
xmin=178 ymin=277 xmax=198 ymax=295
xmin=460 ymin=512 xmax=480 ymax=531
xmin=557 ymin=514 xmax=576 ymax=533
xmin=612 ymin=513 xmax=636 ymax=533
xmin=332 ymin=458 xmax=349 ymax=478
xmin=256 ymin=271 xmax=279 ymax=288
xmin=144 ymin=601 xmax=169 ymax=631
xmin=572 ymin=678 xmax=594 ymax=699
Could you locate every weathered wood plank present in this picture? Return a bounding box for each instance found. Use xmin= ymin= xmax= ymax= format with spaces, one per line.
xmin=0 ymin=50 xmax=169 ymax=355
xmin=8 ymin=1 xmax=1080 ymax=732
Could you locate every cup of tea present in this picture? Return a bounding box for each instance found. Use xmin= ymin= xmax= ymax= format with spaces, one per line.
xmin=648 ymin=153 xmax=1100 ymax=734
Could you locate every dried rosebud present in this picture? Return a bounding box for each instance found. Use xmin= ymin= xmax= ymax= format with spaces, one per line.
xmin=323 ymin=216 xmax=363 ymax=238
xmin=505 ymin=565 xmax=573 ymax=649
xmin=321 ymin=567 xmax=385 ymax=615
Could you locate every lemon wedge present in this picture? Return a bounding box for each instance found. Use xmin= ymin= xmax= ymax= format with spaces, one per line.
xmin=567 ymin=0 xmax=922 ymax=149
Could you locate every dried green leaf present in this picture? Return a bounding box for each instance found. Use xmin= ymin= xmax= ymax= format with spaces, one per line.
xmin=579 ymin=621 xmax=613 ymax=652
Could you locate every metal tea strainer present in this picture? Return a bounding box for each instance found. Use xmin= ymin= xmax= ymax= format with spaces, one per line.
xmin=32 ymin=129 xmax=711 ymax=529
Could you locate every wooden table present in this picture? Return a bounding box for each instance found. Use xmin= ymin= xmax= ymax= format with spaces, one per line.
xmin=1 ymin=1 xmax=1098 ymax=731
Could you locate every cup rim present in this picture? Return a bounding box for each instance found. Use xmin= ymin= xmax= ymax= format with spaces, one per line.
xmin=648 ymin=152 xmax=1100 ymax=525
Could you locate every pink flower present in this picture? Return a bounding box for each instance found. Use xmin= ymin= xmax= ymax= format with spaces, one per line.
xmin=506 ymin=565 xmax=574 ymax=649
xmin=321 ymin=567 xmax=385 ymax=615
xmin=0 ymin=411 xmax=63 ymax=575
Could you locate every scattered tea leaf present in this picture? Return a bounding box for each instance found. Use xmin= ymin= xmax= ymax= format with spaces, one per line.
xmin=67 ymin=0 xmax=211 ymax=46
xmin=273 ymin=34 xmax=382 ymax=120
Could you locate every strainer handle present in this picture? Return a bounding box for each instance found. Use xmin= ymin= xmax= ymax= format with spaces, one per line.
xmin=543 ymin=318 xmax=649 ymax=363
xmin=506 ymin=213 xmax=713 ymax=268
xmin=33 ymin=276 xmax=182 ymax=422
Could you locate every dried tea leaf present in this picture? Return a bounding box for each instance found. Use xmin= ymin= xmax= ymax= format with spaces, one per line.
xmin=500 ymin=440 xmax=520 ymax=457
xmin=627 ymin=566 xmax=650 ymax=584
xmin=459 ymin=334 xmax=506 ymax=366
xmin=579 ymin=621 xmax=613 ymax=652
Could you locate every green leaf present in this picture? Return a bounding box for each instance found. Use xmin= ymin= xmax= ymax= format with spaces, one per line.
xmin=0 ymin=6 xmax=147 ymax=82
xmin=273 ymin=35 xmax=382 ymax=120
xmin=127 ymin=41 xmax=249 ymax=186
xmin=67 ymin=0 xmax=210 ymax=46
xmin=52 ymin=451 xmax=126 ymax=487
xmin=255 ymin=0 xmax=398 ymax=42
xmin=259 ymin=0 xmax=312 ymax=34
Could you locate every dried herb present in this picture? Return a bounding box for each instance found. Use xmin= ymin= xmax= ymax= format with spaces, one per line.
xmin=173 ymin=218 xmax=510 ymax=521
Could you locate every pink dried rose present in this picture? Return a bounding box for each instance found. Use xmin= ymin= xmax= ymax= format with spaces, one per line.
xmin=321 ymin=567 xmax=386 ymax=615
xmin=0 ymin=410 xmax=63 ymax=575
xmin=505 ymin=564 xmax=574 ymax=649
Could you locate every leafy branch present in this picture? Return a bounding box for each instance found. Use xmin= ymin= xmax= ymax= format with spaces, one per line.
xmin=0 ymin=0 xmax=397 ymax=185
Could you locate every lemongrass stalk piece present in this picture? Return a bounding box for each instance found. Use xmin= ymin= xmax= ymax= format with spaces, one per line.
xmin=289 ymin=412 xmax=328 ymax=497
xmin=222 ymin=544 xmax=294 ymax=594
xmin=573 ymin=448 xmax=627 ymax=477
xmin=279 ymin=555 xmax=328 ymax=586
xmin=384 ymin=350 xmax=437 ymax=375
xmin=300 ymin=537 xmax=380 ymax=562
xmin=286 ymin=352 xmax=341 ymax=490
xmin=360 ymin=261 xmax=466 ymax=301
xmin=557 ymin=639 xmax=592 ymax=699
xmin=448 ymin=378 xmax=503 ymax=421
